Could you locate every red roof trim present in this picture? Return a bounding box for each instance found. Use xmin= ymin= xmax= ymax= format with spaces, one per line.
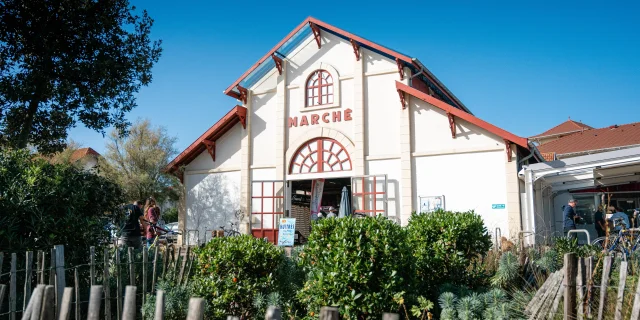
xmin=223 ymin=17 xmax=414 ymax=98
xmin=396 ymin=81 xmax=529 ymax=149
xmin=165 ymin=106 xmax=247 ymax=173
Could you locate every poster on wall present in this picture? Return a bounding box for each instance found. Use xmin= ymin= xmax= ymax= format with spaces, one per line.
xmin=277 ymin=218 xmax=296 ymax=246
xmin=419 ymin=195 xmax=445 ymax=213
xmin=310 ymin=179 xmax=325 ymax=220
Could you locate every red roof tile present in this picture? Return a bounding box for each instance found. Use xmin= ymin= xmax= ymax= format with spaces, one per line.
xmin=540 ymin=152 xmax=556 ymax=161
xmin=531 ymin=120 xmax=593 ymax=138
xmin=537 ymin=122 xmax=640 ymax=156
xmin=70 ymin=148 xmax=100 ymax=162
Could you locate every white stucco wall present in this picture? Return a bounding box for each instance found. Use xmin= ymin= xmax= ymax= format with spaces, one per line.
xmin=184 ymin=170 xmax=241 ymax=244
xmin=186 ymin=123 xmax=242 ymax=171
xmin=251 ymin=92 xmax=277 ymax=167
xmin=364 ymin=73 xmax=401 ymax=157
xmin=413 ymin=151 xmax=509 ymax=237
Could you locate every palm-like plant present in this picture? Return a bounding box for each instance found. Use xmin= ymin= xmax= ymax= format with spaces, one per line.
xmin=491 ymin=252 xmax=519 ymax=288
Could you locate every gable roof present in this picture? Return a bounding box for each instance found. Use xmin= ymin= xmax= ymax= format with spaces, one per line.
xmin=537 ymin=122 xmax=640 ymax=157
xmin=224 ymin=17 xmax=471 ymax=114
xmin=70 ymin=148 xmax=100 ymax=162
xmin=396 ymin=82 xmax=528 ymax=149
xmin=165 ymin=106 xmax=247 ymax=174
xmin=530 ymin=119 xmax=593 ymax=139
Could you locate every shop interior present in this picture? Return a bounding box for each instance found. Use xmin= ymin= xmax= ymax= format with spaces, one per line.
xmin=289 ymin=177 xmax=351 ymax=244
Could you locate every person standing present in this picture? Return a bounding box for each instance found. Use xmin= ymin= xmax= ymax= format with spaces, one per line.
xmin=594 ymin=205 xmax=606 ymax=238
xmin=610 ymin=206 xmax=630 ymax=232
xmin=143 ymin=197 xmax=161 ymax=247
xmin=563 ymin=199 xmax=580 ymax=238
xmin=119 ymin=200 xmax=144 ymax=249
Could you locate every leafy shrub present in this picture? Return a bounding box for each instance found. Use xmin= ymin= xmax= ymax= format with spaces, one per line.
xmin=0 ymin=149 xmax=124 ymax=264
xmin=297 ymin=216 xmax=411 ymax=319
xmin=163 ymin=207 xmax=179 ymax=223
xmin=191 ymin=235 xmax=284 ymax=319
xmin=438 ymin=288 xmax=524 ymax=320
xmin=406 ymin=210 xmax=492 ymax=294
xmin=553 ymin=237 xmax=601 ymax=266
xmin=142 ymin=279 xmax=200 ymax=320
xmin=490 ymin=252 xmax=519 ymax=288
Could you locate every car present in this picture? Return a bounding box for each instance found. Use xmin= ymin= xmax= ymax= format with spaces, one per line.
xmin=163 ymin=222 xmax=179 ymax=243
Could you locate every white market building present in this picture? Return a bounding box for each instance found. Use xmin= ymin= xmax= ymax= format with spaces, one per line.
xmin=166 ymin=17 xmax=539 ymax=245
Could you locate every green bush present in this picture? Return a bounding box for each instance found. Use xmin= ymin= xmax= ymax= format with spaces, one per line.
xmin=0 ymin=149 xmax=124 ymax=264
xmin=142 ymin=279 xmax=200 ymax=320
xmin=406 ymin=210 xmax=492 ymax=294
xmin=191 ymin=235 xmax=285 ymax=319
xmin=297 ymin=216 xmax=412 ymax=319
xmin=163 ymin=207 xmax=178 ymax=223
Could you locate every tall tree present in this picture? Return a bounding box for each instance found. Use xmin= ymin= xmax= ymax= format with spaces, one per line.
xmin=0 ymin=0 xmax=162 ymax=153
xmin=100 ymin=118 xmax=179 ymax=205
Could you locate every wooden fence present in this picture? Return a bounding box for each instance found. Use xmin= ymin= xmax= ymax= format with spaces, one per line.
xmin=0 ymin=244 xmax=195 ymax=320
xmin=527 ymin=253 xmax=640 ymax=319
xmin=20 ymin=285 xmax=402 ymax=320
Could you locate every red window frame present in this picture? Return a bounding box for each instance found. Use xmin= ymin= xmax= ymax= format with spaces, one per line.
xmin=351 ymin=175 xmax=387 ymax=217
xmin=289 ymin=138 xmax=352 ymax=174
xmin=306 ymin=70 xmax=334 ymax=107
xmin=251 ymin=181 xmax=284 ymax=244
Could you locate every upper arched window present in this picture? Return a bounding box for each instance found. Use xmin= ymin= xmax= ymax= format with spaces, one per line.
xmin=306 ymin=70 xmax=334 ymax=107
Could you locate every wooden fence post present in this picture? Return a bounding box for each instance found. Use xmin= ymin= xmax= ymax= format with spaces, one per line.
xmin=48 ymin=248 xmax=56 ymax=286
xmin=116 ymin=249 xmax=122 ymax=320
xmin=614 ymin=261 xmax=628 ymax=320
xmin=179 ymin=246 xmax=190 ymax=284
xmin=382 ymin=313 xmax=400 ymax=320
xmin=10 ymin=253 xmax=17 ymax=320
xmin=154 ymin=290 xmax=165 ymax=320
xmin=87 ymin=285 xmax=103 ymax=320
xmin=74 ymin=269 xmax=80 ymax=320
xmin=577 ymin=257 xmax=585 ymax=320
xmin=23 ymin=251 xmax=34 ymax=310
xmin=151 ymin=247 xmax=159 ymax=291
xmin=104 ymin=248 xmax=111 ymax=320
xmin=122 ymin=286 xmax=136 ymax=320
xmin=143 ymin=248 xmax=148 ymax=305
xmin=585 ymin=256 xmax=594 ymax=318
xmin=41 ymin=285 xmax=56 ymax=320
xmin=58 ymin=287 xmax=73 ymax=320
xmin=54 ymin=244 xmax=66 ymax=318
xmin=161 ymin=245 xmax=169 ymax=279
xmin=0 ymin=284 xmax=6 ymax=315
xmin=21 ymin=284 xmax=38 ymax=320
xmin=186 ymin=298 xmax=205 ymax=320
xmin=28 ymin=285 xmax=46 ymax=320
xmin=173 ymin=247 xmax=182 ymax=281
xmin=631 ymin=267 xmax=640 ymax=319
xmin=320 ymin=306 xmax=340 ymax=320
xmin=0 ymin=252 xmax=3 ymax=276
xmin=598 ymin=255 xmax=613 ymax=320
xmin=90 ymin=246 xmax=96 ymax=286
xmin=265 ymin=306 xmax=282 ymax=320
xmin=127 ymin=247 xmax=135 ymax=287
xmin=563 ymin=253 xmax=577 ymax=320
xmin=36 ymin=251 xmax=43 ymax=285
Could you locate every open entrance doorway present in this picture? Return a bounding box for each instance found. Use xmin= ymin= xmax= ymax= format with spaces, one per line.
xmin=289 ymin=177 xmax=351 ymax=243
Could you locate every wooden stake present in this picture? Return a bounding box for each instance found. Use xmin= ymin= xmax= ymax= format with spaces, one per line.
xmin=58 ymin=287 xmax=73 ymax=320
xmin=614 ymin=261 xmax=628 ymax=320
xmin=161 ymin=245 xmax=169 ymax=279
xmin=186 ymin=298 xmax=205 ymax=320
xmin=598 ymin=255 xmax=613 ymax=320
xmin=630 ymin=268 xmax=640 ymax=319
xmin=116 ymin=250 xmax=122 ymax=320
xmin=36 ymin=251 xmax=43 ymax=285
xmin=154 ymin=290 xmax=165 ymax=320
xmin=127 ymin=247 xmax=135 ymax=287
xmin=74 ymin=269 xmax=80 ymax=320
xmin=564 ymin=253 xmax=577 ymax=320
xmin=320 ymin=306 xmax=340 ymax=320
xmin=577 ymin=257 xmax=585 ymax=320
xmin=151 ymin=247 xmax=159 ymax=292
xmin=87 ymin=285 xmax=103 ymax=320
xmin=41 ymin=286 xmax=55 ymax=320
xmin=122 ymin=286 xmax=136 ymax=320
xmin=28 ymin=285 xmax=45 ymax=320
xmin=178 ymin=246 xmax=190 ymax=284
xmin=54 ymin=245 xmax=66 ymax=317
xmin=90 ymin=246 xmax=96 ymax=286
xmin=10 ymin=253 xmax=17 ymax=320
xmin=104 ymin=248 xmax=111 ymax=320
xmin=142 ymin=248 xmax=148 ymax=305
xmin=24 ymin=251 xmax=34 ymax=310
xmin=48 ymin=248 xmax=56 ymax=286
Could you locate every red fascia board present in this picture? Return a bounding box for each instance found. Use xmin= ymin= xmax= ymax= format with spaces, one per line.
xmin=223 ymin=17 xmax=414 ymax=98
xmin=165 ymin=106 xmax=246 ymax=173
xmin=396 ymin=82 xmax=529 ymax=149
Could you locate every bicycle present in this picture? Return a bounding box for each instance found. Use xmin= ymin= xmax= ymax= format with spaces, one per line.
xmin=592 ymin=218 xmax=640 ymax=260
xmin=145 ymin=219 xmax=182 ymax=248
xmin=219 ymin=221 xmax=241 ymax=237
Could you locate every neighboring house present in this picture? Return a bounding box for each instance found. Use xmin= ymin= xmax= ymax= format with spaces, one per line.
xmin=531 ymin=120 xmax=640 ymax=160
xmin=70 ymin=147 xmax=101 ymax=171
xmin=166 ymin=17 xmax=537 ymax=245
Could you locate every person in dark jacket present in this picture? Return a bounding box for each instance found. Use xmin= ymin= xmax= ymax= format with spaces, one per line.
xmin=118 ymin=200 xmax=144 ymax=248
xmin=563 ymin=199 xmax=581 ymax=238
xmin=594 ymin=205 xmax=606 ymax=238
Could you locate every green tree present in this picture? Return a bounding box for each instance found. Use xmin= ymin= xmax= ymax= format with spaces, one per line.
xmin=100 ymin=118 xmax=179 ymax=205
xmin=0 ymin=0 xmax=162 ymax=153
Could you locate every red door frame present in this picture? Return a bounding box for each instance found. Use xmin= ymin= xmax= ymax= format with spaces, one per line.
xmin=251 ymin=180 xmax=284 ymax=244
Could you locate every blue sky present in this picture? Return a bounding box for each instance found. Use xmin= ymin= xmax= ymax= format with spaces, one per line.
xmin=68 ymin=0 xmax=640 ymax=155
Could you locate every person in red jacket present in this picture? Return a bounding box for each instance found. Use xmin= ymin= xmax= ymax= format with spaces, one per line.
xmin=143 ymin=197 xmax=161 ymax=247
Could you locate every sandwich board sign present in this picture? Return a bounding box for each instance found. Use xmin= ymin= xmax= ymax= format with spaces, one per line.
xmin=277 ymin=218 xmax=296 ymax=246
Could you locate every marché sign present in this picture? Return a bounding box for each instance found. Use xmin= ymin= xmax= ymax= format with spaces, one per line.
xmin=289 ymin=108 xmax=353 ymax=127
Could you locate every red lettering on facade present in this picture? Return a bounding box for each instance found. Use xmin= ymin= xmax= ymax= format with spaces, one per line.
xmin=288 ymin=117 xmax=298 ymax=127
xmin=300 ymin=115 xmax=309 ymax=126
xmin=332 ymin=111 xmax=341 ymax=122
xmin=344 ymin=108 xmax=353 ymax=121
xmin=311 ymin=114 xmax=320 ymax=125
xmin=322 ymin=113 xmax=330 ymax=123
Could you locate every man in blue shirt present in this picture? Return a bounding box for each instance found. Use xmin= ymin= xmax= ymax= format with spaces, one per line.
xmin=563 ymin=199 xmax=580 ymax=238
xmin=610 ymin=206 xmax=630 ymax=232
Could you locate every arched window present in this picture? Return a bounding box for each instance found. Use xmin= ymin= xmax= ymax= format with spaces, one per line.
xmin=306 ymin=70 xmax=333 ymax=107
xmin=290 ymin=138 xmax=352 ymax=174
